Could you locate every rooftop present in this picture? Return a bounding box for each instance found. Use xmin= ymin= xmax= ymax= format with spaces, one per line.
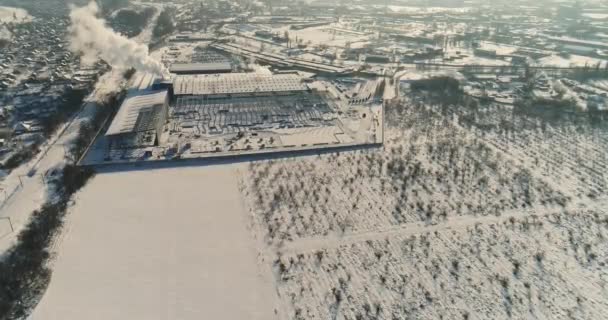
xmin=169 ymin=62 xmax=232 ymax=74
xmin=106 ymin=90 xmax=168 ymax=136
xmin=132 ymin=73 xmax=158 ymax=91
xmin=172 ymin=73 xmax=308 ymax=96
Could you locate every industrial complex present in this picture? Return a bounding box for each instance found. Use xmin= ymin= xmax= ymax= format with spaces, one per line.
xmin=5 ymin=1 xmax=608 ymax=320
xmin=79 ymin=64 xmax=383 ymax=166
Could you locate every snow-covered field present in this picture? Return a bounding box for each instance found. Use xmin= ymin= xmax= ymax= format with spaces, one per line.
xmin=267 ymin=208 xmax=607 ymax=319
xmin=274 ymin=25 xmax=371 ymax=48
xmin=0 ymin=6 xmax=32 ymax=39
xmin=386 ymin=5 xmax=472 ymax=14
xmin=0 ymin=6 xmax=32 ymax=24
xmin=239 ymin=100 xmax=608 ymax=319
xmin=30 ymin=165 xmax=279 ymax=320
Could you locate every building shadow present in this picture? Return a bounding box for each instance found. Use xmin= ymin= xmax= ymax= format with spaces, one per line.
xmin=91 ymin=143 xmax=383 ymax=174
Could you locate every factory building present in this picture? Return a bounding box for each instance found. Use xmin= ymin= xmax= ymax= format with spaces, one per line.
xmin=103 ymin=72 xmax=308 ymax=149
xmin=169 ymin=62 xmax=232 ymax=75
xmin=172 ymin=73 xmax=308 ymax=99
xmin=105 ymin=90 xmax=169 ymax=149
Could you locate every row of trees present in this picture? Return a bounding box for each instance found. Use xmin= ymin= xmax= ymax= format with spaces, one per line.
xmin=71 ymin=91 xmax=124 ymax=162
xmin=96 ymin=0 xmax=130 ymax=14
xmin=152 ymin=8 xmax=175 ymax=39
xmin=109 ymin=6 xmax=156 ymax=38
xmin=410 ymin=76 xmax=461 ymax=92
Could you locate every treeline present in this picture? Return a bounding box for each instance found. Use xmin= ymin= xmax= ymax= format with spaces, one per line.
xmin=408 ymin=76 xmax=477 ymax=108
xmin=109 ymin=7 xmax=156 ymax=38
xmin=1 ymin=147 xmax=37 ymax=171
xmin=71 ymin=91 xmax=124 ymax=162
xmin=152 ymin=8 xmax=176 ymax=39
xmin=0 ymin=36 xmax=10 ymax=48
xmin=41 ymin=88 xmax=90 ymax=138
xmin=569 ymin=63 xmax=608 ymax=81
xmin=96 ymin=0 xmax=130 ymax=13
xmin=410 ymin=77 xmax=461 ymax=92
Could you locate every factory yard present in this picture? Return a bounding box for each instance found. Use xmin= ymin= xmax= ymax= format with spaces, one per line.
xmin=29 ymin=165 xmax=279 ymax=320
xmin=80 ymin=73 xmax=383 ymax=167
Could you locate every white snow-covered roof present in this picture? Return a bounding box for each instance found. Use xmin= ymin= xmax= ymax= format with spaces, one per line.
xmin=169 ymin=62 xmax=232 ymax=74
xmin=172 ymin=73 xmax=307 ymax=96
xmin=106 ymin=91 xmax=168 ymax=136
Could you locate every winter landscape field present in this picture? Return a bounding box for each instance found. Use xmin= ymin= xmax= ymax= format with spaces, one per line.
xmin=30 ymin=165 xmax=279 ymax=320
xmin=0 ymin=6 xmax=31 ymax=24
xmin=239 ymin=99 xmax=608 ymax=319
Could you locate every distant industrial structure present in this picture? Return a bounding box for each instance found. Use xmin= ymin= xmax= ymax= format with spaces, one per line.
xmin=80 ymin=66 xmax=383 ymax=166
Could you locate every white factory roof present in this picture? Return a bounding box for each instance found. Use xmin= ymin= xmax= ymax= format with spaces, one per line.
xmin=106 ymin=90 xmax=168 ymax=136
xmin=169 ymin=62 xmax=232 ymax=73
xmin=131 ymin=73 xmax=158 ymax=91
xmin=172 ymin=73 xmax=308 ymax=96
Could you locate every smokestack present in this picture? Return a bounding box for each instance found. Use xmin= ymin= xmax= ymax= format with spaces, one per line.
xmin=68 ymin=2 xmax=169 ymax=79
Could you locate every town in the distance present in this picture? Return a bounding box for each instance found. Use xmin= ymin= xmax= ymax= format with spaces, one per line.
xmin=1 ymin=0 xmax=608 ymax=319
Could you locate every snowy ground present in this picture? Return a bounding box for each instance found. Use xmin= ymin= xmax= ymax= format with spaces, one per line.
xmin=272 ymin=24 xmax=371 ymax=48
xmin=29 ymin=165 xmax=279 ymax=320
xmin=538 ymin=54 xmax=607 ymax=68
xmin=0 ymin=6 xmax=32 ymax=24
xmin=239 ymin=99 xmax=608 ymax=319
xmin=385 ymin=5 xmax=472 ymax=14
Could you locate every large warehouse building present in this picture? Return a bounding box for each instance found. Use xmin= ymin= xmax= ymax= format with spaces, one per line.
xmin=103 ymin=72 xmax=310 ymax=149
xmin=105 ymin=90 xmax=169 ymax=149
xmin=169 ymin=62 xmax=232 ymax=75
xmin=172 ymin=73 xmax=308 ymax=99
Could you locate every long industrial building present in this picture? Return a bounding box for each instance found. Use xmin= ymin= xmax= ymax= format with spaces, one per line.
xmin=169 ymin=62 xmax=232 ymax=75
xmin=172 ymin=73 xmax=308 ymax=98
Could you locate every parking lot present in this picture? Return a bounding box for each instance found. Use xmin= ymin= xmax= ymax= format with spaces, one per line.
xmin=171 ymin=93 xmax=336 ymax=135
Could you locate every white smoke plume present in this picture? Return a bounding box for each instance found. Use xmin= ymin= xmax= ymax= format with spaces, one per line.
xmin=68 ymin=2 xmax=169 ymax=78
